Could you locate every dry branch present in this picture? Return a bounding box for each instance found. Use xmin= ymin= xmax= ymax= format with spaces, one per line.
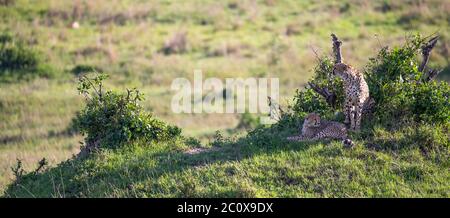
xmin=424 ymin=68 xmax=442 ymax=81
xmin=419 ymin=35 xmax=442 ymax=81
xmin=307 ymin=82 xmax=337 ymax=109
xmin=331 ymin=33 xmax=343 ymax=64
xmin=307 ymin=33 xmax=342 ymax=109
xmin=419 ymin=35 xmax=438 ymax=72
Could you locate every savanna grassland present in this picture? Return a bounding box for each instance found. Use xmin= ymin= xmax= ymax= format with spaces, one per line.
xmin=0 ymin=0 xmax=449 ymax=197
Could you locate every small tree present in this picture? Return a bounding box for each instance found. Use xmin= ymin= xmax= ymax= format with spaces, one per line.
xmin=72 ymin=73 xmax=181 ymax=157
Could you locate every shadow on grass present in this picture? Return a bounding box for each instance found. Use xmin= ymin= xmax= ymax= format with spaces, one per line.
xmin=4 ymin=119 xmax=448 ymax=197
xmin=3 ymin=123 xmax=312 ymax=197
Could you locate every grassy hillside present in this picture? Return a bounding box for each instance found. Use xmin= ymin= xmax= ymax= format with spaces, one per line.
xmin=4 ymin=38 xmax=450 ymax=197
xmin=0 ymin=0 xmax=449 ymax=196
xmin=4 ymin=121 xmax=449 ymax=197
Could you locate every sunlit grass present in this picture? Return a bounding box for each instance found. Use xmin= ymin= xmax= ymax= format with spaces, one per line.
xmin=0 ymin=0 xmax=449 ymax=194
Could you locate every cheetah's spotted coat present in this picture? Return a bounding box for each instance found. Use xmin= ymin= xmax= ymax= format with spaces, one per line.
xmin=333 ymin=63 xmax=370 ymax=131
xmin=287 ymin=113 xmax=353 ymax=147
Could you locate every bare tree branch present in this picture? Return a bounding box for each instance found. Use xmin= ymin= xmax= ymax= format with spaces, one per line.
xmin=308 ymin=82 xmax=337 ymax=109
xmin=331 ymin=33 xmax=343 ymax=64
xmin=307 ymin=34 xmax=343 ymax=108
xmin=419 ymin=35 xmax=438 ymax=72
xmin=424 ymin=68 xmax=443 ymax=81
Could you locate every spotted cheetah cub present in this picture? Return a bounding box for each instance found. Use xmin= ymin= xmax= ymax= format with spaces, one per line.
xmin=287 ymin=113 xmax=354 ymax=147
xmin=332 ymin=63 xmax=369 ymax=131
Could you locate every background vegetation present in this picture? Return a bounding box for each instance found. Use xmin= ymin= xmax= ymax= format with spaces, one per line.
xmin=0 ymin=0 xmax=449 ymax=196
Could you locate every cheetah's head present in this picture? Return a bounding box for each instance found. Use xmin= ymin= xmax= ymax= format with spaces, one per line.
xmin=304 ymin=113 xmax=321 ymax=127
xmin=332 ymin=63 xmax=352 ymax=79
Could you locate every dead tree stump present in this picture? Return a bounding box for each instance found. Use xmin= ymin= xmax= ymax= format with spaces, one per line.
xmin=419 ymin=35 xmax=442 ymax=81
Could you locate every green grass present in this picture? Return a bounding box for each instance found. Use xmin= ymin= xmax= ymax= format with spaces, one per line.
xmin=3 ymin=122 xmax=449 ymax=197
xmin=0 ymin=0 xmax=449 ymax=196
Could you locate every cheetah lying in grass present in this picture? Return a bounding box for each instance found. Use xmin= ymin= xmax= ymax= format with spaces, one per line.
xmin=287 ymin=113 xmax=354 ymax=147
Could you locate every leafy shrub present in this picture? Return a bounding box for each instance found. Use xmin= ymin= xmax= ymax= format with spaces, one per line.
xmin=292 ymin=34 xmax=449 ymax=127
xmin=291 ymin=88 xmax=332 ymax=118
xmin=365 ymin=35 xmax=423 ymax=104
xmin=291 ymin=57 xmax=343 ymax=120
xmin=409 ymin=81 xmax=449 ymax=124
xmin=371 ymin=80 xmax=449 ymax=125
xmin=72 ymin=73 xmax=181 ymax=153
xmin=365 ymin=35 xmax=449 ymax=125
xmin=0 ymin=33 xmax=55 ymax=81
xmin=309 ymin=57 xmax=345 ymax=108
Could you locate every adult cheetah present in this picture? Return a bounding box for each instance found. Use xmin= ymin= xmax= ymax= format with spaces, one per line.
xmin=332 ymin=63 xmax=369 ymax=131
xmin=287 ymin=113 xmax=354 ymax=147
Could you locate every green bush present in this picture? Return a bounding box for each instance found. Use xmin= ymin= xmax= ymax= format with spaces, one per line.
xmin=365 ymin=36 xmax=423 ymax=87
xmin=309 ymin=57 xmax=345 ymax=109
xmin=371 ymin=80 xmax=450 ymax=125
xmin=292 ymin=34 xmax=449 ymax=126
xmin=365 ymin=35 xmax=449 ymax=125
xmin=291 ymin=88 xmax=333 ymax=118
xmin=291 ymin=57 xmax=344 ymax=121
xmin=409 ymin=81 xmax=449 ymax=124
xmin=0 ymin=33 xmax=55 ymax=81
xmin=72 ymin=73 xmax=181 ymax=151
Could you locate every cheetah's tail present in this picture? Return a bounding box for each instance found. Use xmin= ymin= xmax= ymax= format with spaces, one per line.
xmin=342 ymin=138 xmax=355 ymax=148
xmin=287 ymin=135 xmax=303 ymax=141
